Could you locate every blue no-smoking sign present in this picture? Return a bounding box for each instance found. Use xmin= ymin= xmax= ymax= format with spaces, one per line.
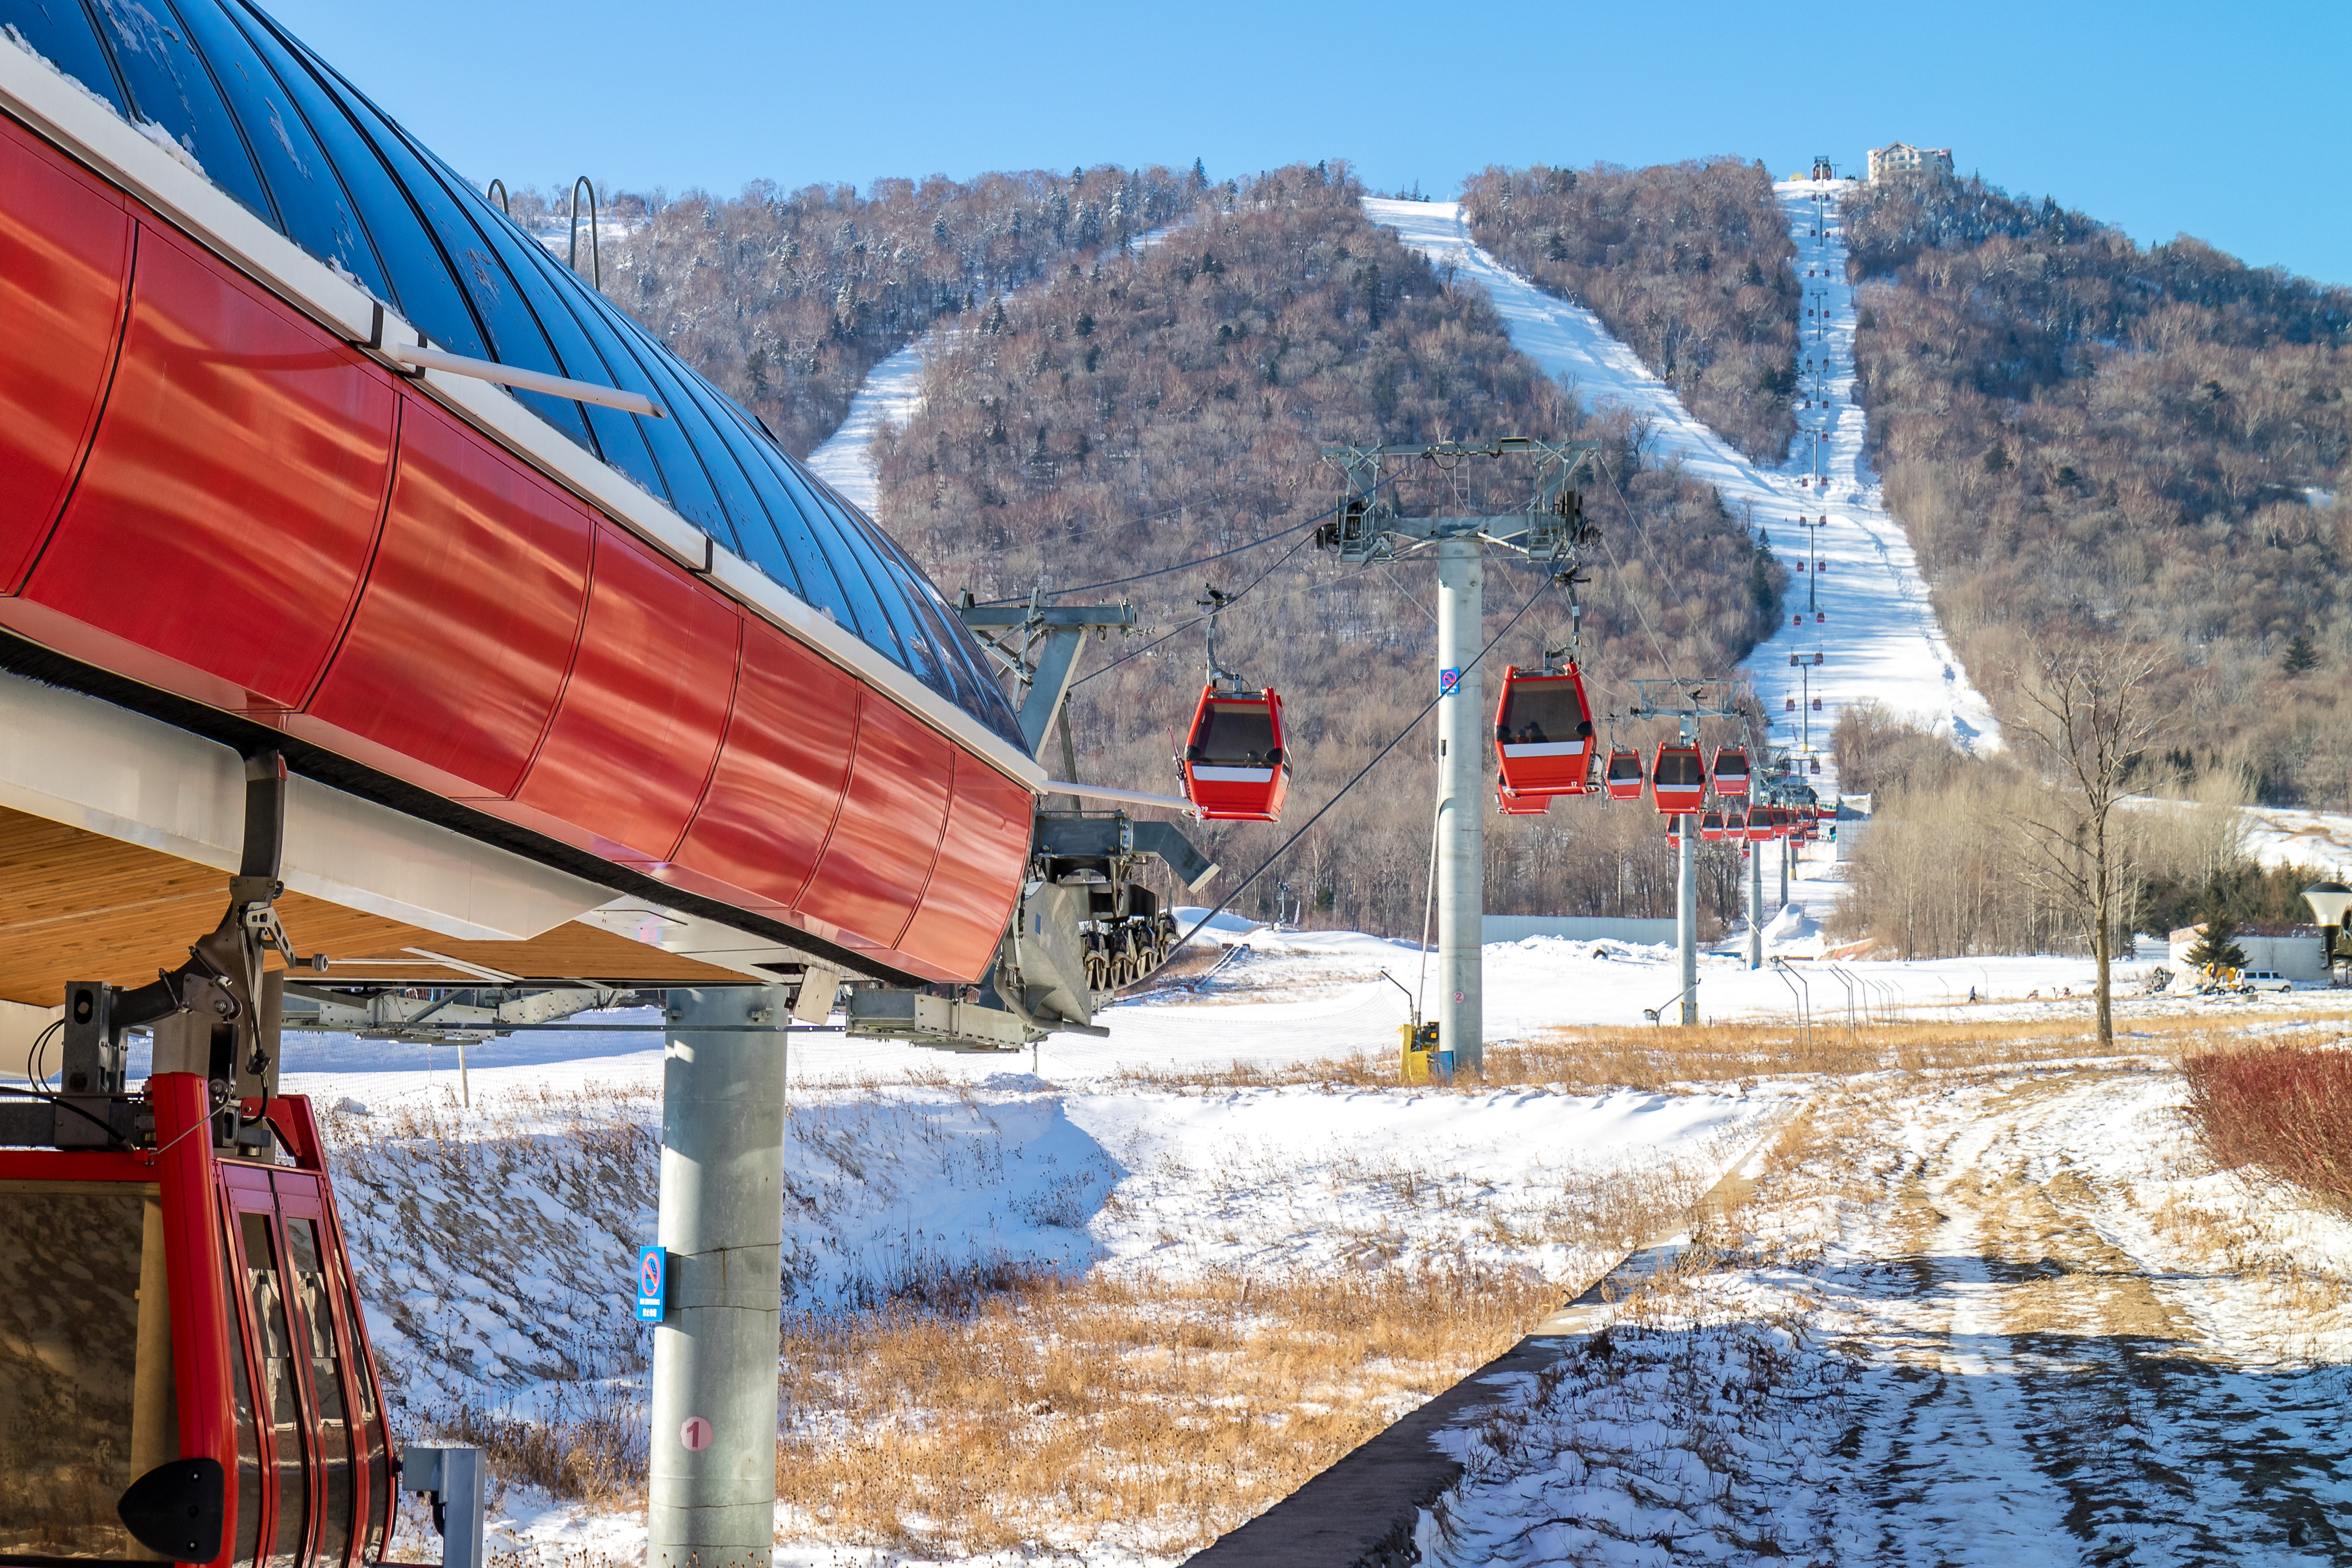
xmin=1439 ymin=668 xmax=1462 ymax=697
xmin=635 ymin=1245 xmax=666 ymax=1323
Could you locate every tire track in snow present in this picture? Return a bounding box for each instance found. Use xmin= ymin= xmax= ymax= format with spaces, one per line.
xmin=1838 ymin=1077 xmax=2352 ymax=1563
xmin=1362 ymin=191 xmax=2003 ymax=797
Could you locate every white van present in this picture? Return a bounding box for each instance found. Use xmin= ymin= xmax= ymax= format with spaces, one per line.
xmin=2238 ymin=970 xmax=2294 ymax=993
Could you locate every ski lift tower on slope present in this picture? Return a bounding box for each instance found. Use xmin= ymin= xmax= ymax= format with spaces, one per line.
xmin=1318 ymin=437 xmax=1602 ymax=1072
xmin=1626 ymin=679 xmax=1748 ymax=1024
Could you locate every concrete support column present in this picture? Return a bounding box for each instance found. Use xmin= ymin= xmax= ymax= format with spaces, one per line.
xmin=649 ymin=987 xmax=788 ymax=1568
xmin=1779 ymin=833 xmax=1791 ymax=908
xmin=1677 ymin=811 xmax=1699 ymax=1025
xmin=1435 ymin=538 xmax=1484 ymax=1073
xmin=1747 ymin=841 xmax=1764 ymax=970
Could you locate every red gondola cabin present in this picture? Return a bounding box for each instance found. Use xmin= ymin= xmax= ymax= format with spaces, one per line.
xmin=1603 ymin=748 xmax=1646 ymax=801
xmin=1 ymin=1080 xmax=399 ymax=1568
xmin=1651 ymin=743 xmax=1707 ymax=815
xmin=1745 ymin=806 xmax=1775 ymax=844
xmin=1710 ymin=747 xmax=1751 ymax=798
xmin=1699 ymin=809 xmax=1726 ymax=842
xmin=1181 ymin=687 xmax=1290 ymax=822
xmin=1493 ymin=664 xmax=1595 ymax=797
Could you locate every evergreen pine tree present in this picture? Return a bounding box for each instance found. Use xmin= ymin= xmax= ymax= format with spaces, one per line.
xmin=2184 ymin=902 xmax=2248 ymax=973
xmin=2282 ymin=632 xmax=2320 ymax=675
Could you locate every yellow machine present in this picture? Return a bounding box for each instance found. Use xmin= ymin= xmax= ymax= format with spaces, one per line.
xmin=1399 ymin=1021 xmax=1452 ymax=1085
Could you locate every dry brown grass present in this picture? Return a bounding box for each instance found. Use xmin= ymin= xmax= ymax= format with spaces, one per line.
xmin=771 ymin=1262 xmax=1566 ymax=1557
xmin=334 ymin=1077 xmax=1716 ymax=1559
xmin=1094 ymin=1004 xmax=2352 ymax=1097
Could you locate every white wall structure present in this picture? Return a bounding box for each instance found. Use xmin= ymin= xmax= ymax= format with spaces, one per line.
xmin=2168 ymin=926 xmax=2329 ymax=981
xmin=1482 ymin=916 xmax=1677 ymax=945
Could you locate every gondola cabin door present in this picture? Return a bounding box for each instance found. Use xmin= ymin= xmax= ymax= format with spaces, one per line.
xmin=1181 ymin=687 xmax=1290 ymax=822
xmin=221 ymin=1154 xmax=394 ymax=1568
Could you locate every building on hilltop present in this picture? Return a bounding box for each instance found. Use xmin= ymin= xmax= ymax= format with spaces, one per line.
xmin=1867 ymin=142 xmax=1955 ymax=183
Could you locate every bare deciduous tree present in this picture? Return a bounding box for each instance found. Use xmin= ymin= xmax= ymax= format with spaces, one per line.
xmin=2002 ymin=640 xmax=2168 ymax=1049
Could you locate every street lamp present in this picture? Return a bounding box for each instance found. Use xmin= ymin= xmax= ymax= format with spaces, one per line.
xmin=2302 ymin=881 xmax=2352 ymax=985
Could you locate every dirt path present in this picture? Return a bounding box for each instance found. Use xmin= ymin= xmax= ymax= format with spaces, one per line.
xmin=1425 ymin=1069 xmax=2352 ymax=1566
xmin=1835 ymin=1075 xmax=2352 ymax=1564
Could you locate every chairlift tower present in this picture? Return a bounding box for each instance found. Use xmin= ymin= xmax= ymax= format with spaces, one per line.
xmin=1628 ymin=679 xmax=1744 ymax=1024
xmin=1320 ymin=437 xmax=1603 ymax=1071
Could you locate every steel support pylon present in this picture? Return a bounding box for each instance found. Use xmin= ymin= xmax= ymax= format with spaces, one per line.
xmin=1436 ymin=538 xmax=1485 ymax=1073
xmin=649 ymin=986 xmax=789 ymax=1568
xmin=1676 ymin=807 xmax=1699 ymax=1025
xmin=1748 ymin=840 xmax=1764 ymax=970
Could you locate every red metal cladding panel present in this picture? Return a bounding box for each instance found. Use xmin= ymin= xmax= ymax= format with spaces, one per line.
xmin=898 ymin=752 xmax=1032 ymax=981
xmin=514 ymin=524 xmax=738 ymax=862
xmin=307 ymin=397 xmax=593 ymax=797
xmin=670 ymin=617 xmax=857 ymax=911
xmin=28 ymin=224 xmax=394 ymax=709
xmin=0 ymin=116 xmax=131 ymax=591
xmin=799 ymin=693 xmax=953 ymax=952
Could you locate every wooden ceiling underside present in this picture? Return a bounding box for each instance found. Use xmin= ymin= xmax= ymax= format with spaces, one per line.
xmin=0 ymin=804 xmax=745 ymax=1006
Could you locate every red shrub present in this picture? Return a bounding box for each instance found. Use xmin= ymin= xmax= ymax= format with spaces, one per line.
xmin=2181 ymin=1044 xmax=2352 ymax=1214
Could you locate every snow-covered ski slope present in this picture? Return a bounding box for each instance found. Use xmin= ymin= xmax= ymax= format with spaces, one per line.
xmin=1363 ymin=189 xmax=2002 ymax=795
xmin=806 ymin=225 xmax=1181 ymax=514
xmin=804 ymin=335 xmax=931 ymax=514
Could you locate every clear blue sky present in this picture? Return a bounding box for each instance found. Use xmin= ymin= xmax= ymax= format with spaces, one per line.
xmin=269 ymin=0 xmax=2352 ymax=284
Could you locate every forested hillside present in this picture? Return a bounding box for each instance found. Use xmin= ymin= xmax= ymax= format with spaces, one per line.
xmin=516 ymin=165 xmax=1207 ymax=456
xmin=1459 ymin=160 xmax=1800 ymax=464
xmin=1844 ymin=174 xmax=2352 ymax=808
xmin=872 ymin=164 xmax=1783 ymax=935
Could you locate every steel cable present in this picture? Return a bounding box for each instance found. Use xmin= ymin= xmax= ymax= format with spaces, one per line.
xmin=1171 ymin=568 xmax=1557 ymax=949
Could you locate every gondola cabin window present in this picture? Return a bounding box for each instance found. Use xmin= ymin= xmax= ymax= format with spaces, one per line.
xmin=0 ymin=1180 xmax=169 ymax=1562
xmin=285 ymin=1218 xmax=355 ymax=1568
xmin=1191 ymin=702 xmax=1280 ymax=768
xmin=237 ymin=1210 xmax=309 ymax=1568
xmin=1495 ymin=677 xmax=1589 ymax=747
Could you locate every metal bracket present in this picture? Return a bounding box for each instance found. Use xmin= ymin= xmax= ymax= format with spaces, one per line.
xmin=1316 ymin=437 xmax=1604 ymax=566
xmin=401 ymin=1445 xmax=485 ymax=1568
xmin=954 ymin=598 xmax=1136 ymax=758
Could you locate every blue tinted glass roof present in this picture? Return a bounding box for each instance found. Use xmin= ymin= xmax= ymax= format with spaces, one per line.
xmin=5 ymin=0 xmax=1024 ymax=750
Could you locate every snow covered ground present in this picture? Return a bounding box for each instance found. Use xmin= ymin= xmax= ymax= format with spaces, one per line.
xmin=297 ymin=1018 xmax=1771 ymax=1568
xmin=1420 ymin=1064 xmax=2352 ymax=1565
xmin=143 ymin=896 xmax=2341 ymax=1567
xmin=1363 ymin=190 xmax=2003 ymax=795
xmin=2244 ymin=803 xmax=2352 ymax=877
